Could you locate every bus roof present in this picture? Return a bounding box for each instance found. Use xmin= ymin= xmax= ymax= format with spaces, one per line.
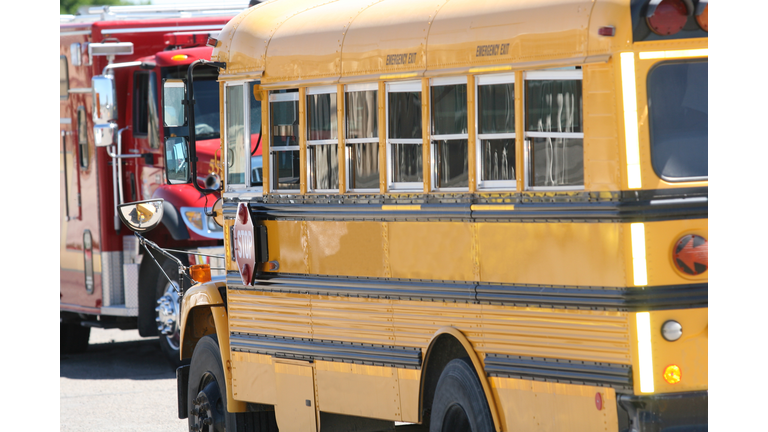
xmin=213 ymin=0 xmax=634 ymax=86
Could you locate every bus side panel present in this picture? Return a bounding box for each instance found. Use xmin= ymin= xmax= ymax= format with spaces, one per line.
xmin=315 ymin=361 xmax=402 ymax=421
xmin=231 ymin=352 xmax=278 ymax=405
xmin=490 ymin=377 xmax=619 ymax=432
xmin=388 ymin=222 xmax=475 ymax=282
xmin=478 ymin=222 xmax=627 ymax=287
xmin=583 ymin=60 xmax=622 ymax=192
xmin=306 ymin=221 xmax=387 ymax=278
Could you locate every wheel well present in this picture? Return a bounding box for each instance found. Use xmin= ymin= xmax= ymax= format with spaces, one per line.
xmin=420 ymin=333 xmax=473 ymax=426
xmin=181 ymin=305 xmax=217 ymax=360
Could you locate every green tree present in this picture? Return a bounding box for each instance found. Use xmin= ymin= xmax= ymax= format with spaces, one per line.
xmin=61 ymin=1 xmax=151 ymax=15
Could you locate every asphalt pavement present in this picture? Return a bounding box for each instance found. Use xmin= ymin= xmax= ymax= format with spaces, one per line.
xmin=60 ymin=328 xmax=186 ymax=432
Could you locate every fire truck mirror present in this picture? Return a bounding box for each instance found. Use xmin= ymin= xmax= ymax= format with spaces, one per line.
xmin=117 ymin=199 xmax=165 ymax=233
xmin=94 ymin=122 xmax=118 ymax=147
xmin=163 ymin=79 xmax=187 ymax=127
xmin=92 ymin=75 xmax=117 ymax=123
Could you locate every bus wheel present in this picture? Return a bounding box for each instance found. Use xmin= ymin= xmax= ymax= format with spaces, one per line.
xmin=429 ymin=358 xmax=493 ymax=432
xmin=187 ymin=335 xmax=278 ymax=432
xmin=156 ymin=259 xmax=184 ymax=367
xmin=60 ymin=321 xmax=90 ymax=354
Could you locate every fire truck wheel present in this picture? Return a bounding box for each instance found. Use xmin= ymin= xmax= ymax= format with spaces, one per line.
xmin=156 ymin=258 xmax=188 ymax=368
xmin=429 ymin=358 xmax=493 ymax=432
xmin=60 ymin=321 xmax=90 ymax=354
xmin=188 ymin=335 xmax=278 ymax=432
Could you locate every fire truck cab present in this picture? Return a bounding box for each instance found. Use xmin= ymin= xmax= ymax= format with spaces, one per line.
xmin=59 ymin=3 xmax=246 ymax=365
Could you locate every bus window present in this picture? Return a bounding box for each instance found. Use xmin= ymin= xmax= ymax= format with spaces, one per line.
xmin=525 ymin=70 xmax=584 ymax=189
xmin=477 ymin=74 xmax=516 ymax=189
xmin=307 ymin=86 xmax=339 ymax=192
xmin=647 ymin=60 xmax=708 ymax=181
xmin=387 ymin=81 xmax=423 ymax=191
xmin=345 ymin=84 xmax=379 ymax=192
xmin=431 ymin=77 xmax=468 ymax=190
xmin=249 ymin=82 xmax=263 ymax=187
xmin=225 ymin=83 xmax=246 ymax=188
xmin=270 ymin=90 xmax=300 ymax=191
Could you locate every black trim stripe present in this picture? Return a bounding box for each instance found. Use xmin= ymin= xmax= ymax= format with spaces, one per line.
xmin=227 ymin=273 xmax=708 ymax=312
xmin=224 ymin=187 xmax=707 ymax=224
xmin=230 ymin=332 xmax=422 ymax=369
xmin=484 ymin=354 xmax=632 ymax=389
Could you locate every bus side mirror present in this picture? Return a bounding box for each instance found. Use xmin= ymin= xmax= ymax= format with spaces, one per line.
xmin=117 ymin=199 xmax=164 ymax=233
xmin=163 ymin=79 xmax=187 ymax=127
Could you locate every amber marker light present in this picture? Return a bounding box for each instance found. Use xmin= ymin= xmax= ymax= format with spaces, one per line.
xmin=190 ymin=264 xmax=212 ymax=283
xmin=696 ymin=5 xmax=708 ymax=32
xmin=663 ymin=364 xmax=682 ymax=384
xmin=171 ymin=54 xmax=189 ymax=61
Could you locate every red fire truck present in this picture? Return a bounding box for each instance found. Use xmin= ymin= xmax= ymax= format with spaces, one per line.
xmin=59 ymin=4 xmax=254 ymax=365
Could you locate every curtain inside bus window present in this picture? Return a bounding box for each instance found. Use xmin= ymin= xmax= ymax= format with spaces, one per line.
xmin=310 ymin=144 xmax=339 ymax=190
xmin=526 ymin=79 xmax=584 ymax=187
xmin=647 ymin=60 xmax=708 ymax=180
xmin=226 ymin=85 xmax=246 ymax=185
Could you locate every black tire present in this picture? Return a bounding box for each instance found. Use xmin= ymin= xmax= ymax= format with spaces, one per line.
xmin=187 ymin=335 xmax=278 ymax=432
xmin=60 ymin=321 xmax=90 ymax=354
xmin=156 ymin=258 xmax=190 ymax=368
xmin=429 ymin=358 xmax=494 ymax=432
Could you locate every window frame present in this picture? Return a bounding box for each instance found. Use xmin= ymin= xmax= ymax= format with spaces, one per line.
xmin=475 ymin=73 xmax=517 ymax=190
xmin=344 ymin=82 xmax=379 ymax=193
xmin=269 ymin=90 xmax=301 ymax=193
xmin=306 ymin=85 xmax=339 ymax=193
xmin=430 ymin=76 xmax=469 ymax=192
xmin=523 ymin=69 xmax=585 ymax=191
xmin=386 ymin=80 xmax=423 ymax=192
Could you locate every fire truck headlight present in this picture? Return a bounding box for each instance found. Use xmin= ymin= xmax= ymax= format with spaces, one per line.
xmin=184 ymin=210 xmax=204 ymax=230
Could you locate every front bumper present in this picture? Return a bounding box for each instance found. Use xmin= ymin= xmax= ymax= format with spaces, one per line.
xmin=618 ymin=391 xmax=707 ymax=432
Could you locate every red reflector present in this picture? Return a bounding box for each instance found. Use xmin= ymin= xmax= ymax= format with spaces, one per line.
xmin=595 ymin=392 xmax=603 ymax=410
xmin=598 ymin=26 xmax=615 ymax=36
xmin=207 ymin=37 xmax=218 ymax=48
xmin=672 ymin=234 xmax=708 ymax=276
xmin=647 ymin=0 xmax=688 ymax=36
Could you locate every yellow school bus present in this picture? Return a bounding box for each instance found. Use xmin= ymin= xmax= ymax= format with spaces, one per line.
xmin=162 ymin=0 xmax=708 ymax=431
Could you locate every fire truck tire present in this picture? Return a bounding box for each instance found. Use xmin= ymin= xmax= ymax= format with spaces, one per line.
xmin=188 ymin=335 xmax=278 ymax=432
xmin=156 ymin=258 xmax=189 ymax=368
xmin=429 ymin=358 xmax=493 ymax=432
xmin=60 ymin=322 xmax=90 ymax=354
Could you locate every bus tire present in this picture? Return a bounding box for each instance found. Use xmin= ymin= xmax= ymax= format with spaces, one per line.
xmin=60 ymin=321 xmax=90 ymax=354
xmin=187 ymin=335 xmax=278 ymax=432
xmin=429 ymin=358 xmax=493 ymax=432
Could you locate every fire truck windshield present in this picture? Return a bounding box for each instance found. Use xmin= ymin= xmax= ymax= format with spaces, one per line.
xmin=163 ymin=67 xmax=220 ymax=140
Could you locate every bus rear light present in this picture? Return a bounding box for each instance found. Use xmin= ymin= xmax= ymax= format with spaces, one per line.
xmin=672 ymin=234 xmax=708 ymax=275
xmin=647 ymin=0 xmax=688 ymax=36
xmin=696 ymin=4 xmax=708 ymax=32
xmin=663 ymin=364 xmax=682 ymax=384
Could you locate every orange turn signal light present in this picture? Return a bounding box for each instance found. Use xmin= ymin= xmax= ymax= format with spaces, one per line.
xmin=663 ymin=364 xmax=682 ymax=384
xmin=171 ymin=54 xmax=189 ymax=61
xmin=190 ymin=264 xmax=211 ymax=283
xmin=696 ymin=5 xmax=708 ymax=32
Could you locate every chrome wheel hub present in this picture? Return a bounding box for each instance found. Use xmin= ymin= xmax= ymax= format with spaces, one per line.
xmin=155 ymin=282 xmax=180 ymax=350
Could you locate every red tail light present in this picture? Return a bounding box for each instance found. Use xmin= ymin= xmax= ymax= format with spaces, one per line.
xmin=647 ymin=0 xmax=688 ymax=36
